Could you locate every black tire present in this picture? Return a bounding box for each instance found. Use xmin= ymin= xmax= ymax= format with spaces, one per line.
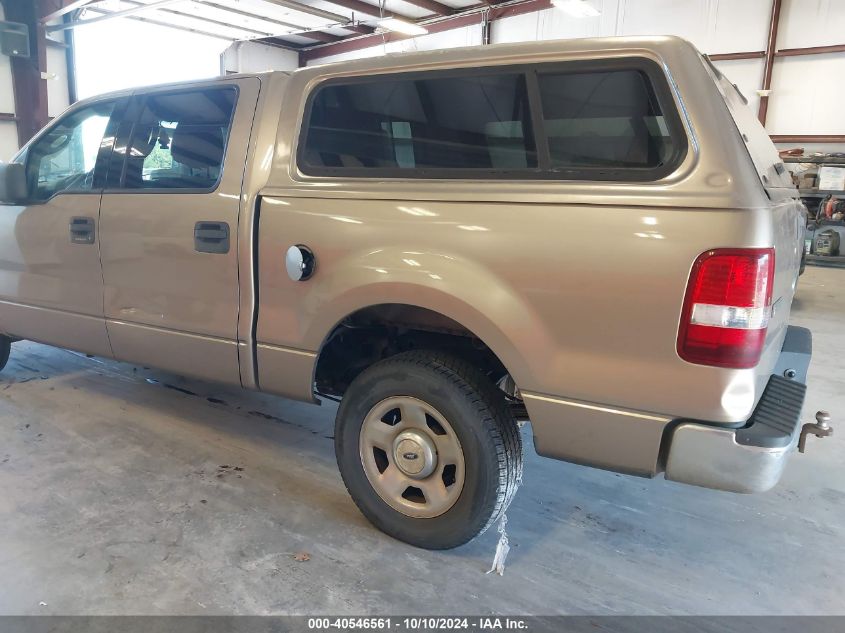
xmin=335 ymin=351 xmax=523 ymax=550
xmin=0 ymin=336 xmax=10 ymax=373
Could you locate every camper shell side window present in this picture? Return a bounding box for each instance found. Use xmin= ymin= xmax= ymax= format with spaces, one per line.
xmin=297 ymin=58 xmax=688 ymax=182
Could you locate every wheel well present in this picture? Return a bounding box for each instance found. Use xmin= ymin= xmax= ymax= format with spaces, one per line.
xmin=314 ymin=304 xmax=508 ymax=398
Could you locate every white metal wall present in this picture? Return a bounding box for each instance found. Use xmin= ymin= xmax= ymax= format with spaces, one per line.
xmin=307 ymin=0 xmax=845 ymax=150
xmin=46 ymin=44 xmax=71 ymax=119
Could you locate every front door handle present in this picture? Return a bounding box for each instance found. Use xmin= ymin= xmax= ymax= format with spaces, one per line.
xmin=194 ymin=221 xmax=230 ymax=254
xmin=69 ymin=216 xmax=95 ymax=244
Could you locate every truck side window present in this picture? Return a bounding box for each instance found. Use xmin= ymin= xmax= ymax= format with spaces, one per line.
xmin=301 ymin=72 xmax=536 ymax=173
xmin=26 ymin=101 xmax=115 ymax=201
xmin=537 ymin=69 xmax=675 ymax=170
xmin=122 ymin=87 xmax=236 ymax=191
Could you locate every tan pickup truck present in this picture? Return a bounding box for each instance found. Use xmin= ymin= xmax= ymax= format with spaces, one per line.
xmin=0 ymin=35 xmax=817 ymax=549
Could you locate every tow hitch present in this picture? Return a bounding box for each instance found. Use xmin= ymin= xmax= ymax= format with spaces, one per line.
xmin=798 ymin=411 xmax=833 ymax=453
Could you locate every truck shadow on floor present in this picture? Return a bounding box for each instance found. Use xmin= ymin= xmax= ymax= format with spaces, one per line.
xmin=1 ymin=342 xmax=684 ymax=566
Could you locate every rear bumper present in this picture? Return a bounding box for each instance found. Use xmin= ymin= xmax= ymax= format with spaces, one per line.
xmin=664 ymin=325 xmax=812 ymax=493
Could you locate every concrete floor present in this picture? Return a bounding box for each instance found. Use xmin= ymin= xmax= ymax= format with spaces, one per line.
xmin=0 ymin=266 xmax=842 ymax=616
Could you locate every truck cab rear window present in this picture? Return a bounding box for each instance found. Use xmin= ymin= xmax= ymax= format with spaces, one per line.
xmin=300 ymin=73 xmax=537 ymax=173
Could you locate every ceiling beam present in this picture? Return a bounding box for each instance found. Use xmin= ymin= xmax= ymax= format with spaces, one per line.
xmin=343 ymin=23 xmax=376 ymax=34
xmin=398 ymin=0 xmax=456 ymax=16
xmin=770 ymin=135 xmax=845 ymax=144
xmin=39 ymin=0 xmax=97 ymax=23
xmin=301 ymin=0 xmax=552 ymax=62
xmin=255 ymin=37 xmax=306 ymax=51
xmin=775 ymin=43 xmax=845 ymax=57
xmin=201 ymin=0 xmax=312 ymax=31
xmin=130 ymin=0 xmax=358 ymax=42
xmin=261 ymin=0 xmax=351 ymax=24
xmin=318 ymin=0 xmax=402 ymax=19
xmin=47 ymin=0 xmax=186 ymax=31
xmin=292 ymin=30 xmax=345 ymax=43
xmin=85 ymin=7 xmax=237 ymax=40
xmin=119 ymin=0 xmax=278 ymax=37
xmin=706 ymin=43 xmax=845 ymax=63
xmin=707 ymin=51 xmax=764 ymax=61
xmin=256 ymin=21 xmax=377 ymax=47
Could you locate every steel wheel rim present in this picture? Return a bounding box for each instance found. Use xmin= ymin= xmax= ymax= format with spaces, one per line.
xmin=359 ymin=396 xmax=465 ymax=518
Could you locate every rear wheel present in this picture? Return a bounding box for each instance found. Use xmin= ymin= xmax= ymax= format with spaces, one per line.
xmin=335 ymin=351 xmax=522 ymax=550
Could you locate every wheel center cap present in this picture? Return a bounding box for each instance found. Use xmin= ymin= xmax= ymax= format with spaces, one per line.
xmin=393 ymin=431 xmax=436 ymax=478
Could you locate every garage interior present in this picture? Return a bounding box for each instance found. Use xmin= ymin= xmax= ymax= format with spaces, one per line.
xmin=0 ymin=0 xmax=843 ymax=619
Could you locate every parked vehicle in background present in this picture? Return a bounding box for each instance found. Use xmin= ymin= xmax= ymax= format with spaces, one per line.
xmin=0 ymin=36 xmax=815 ymax=549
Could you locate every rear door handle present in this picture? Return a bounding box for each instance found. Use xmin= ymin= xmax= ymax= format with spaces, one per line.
xmin=69 ymin=216 xmax=95 ymax=244
xmin=194 ymin=221 xmax=230 ymax=254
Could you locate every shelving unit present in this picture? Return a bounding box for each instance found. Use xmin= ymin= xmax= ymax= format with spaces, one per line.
xmin=789 ymin=156 xmax=845 ymax=267
xmin=783 ymin=156 xmax=845 ymax=165
xmin=787 ymin=156 xmax=845 ymax=197
xmin=798 ymin=189 xmax=845 ymax=198
xmin=806 ymin=254 xmax=845 ymax=267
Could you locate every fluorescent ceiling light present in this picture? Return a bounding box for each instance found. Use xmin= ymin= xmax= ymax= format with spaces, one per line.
xmin=378 ymin=17 xmax=428 ymax=36
xmin=551 ymin=0 xmax=601 ymax=18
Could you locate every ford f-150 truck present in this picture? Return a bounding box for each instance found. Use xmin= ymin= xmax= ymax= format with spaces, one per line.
xmin=0 ymin=36 xmax=818 ymax=549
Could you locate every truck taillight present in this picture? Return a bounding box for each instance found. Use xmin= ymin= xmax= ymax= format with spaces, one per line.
xmin=677 ymin=248 xmax=775 ymax=369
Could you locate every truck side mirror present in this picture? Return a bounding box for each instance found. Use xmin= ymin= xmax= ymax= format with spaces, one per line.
xmin=0 ymin=162 xmax=28 ymax=203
